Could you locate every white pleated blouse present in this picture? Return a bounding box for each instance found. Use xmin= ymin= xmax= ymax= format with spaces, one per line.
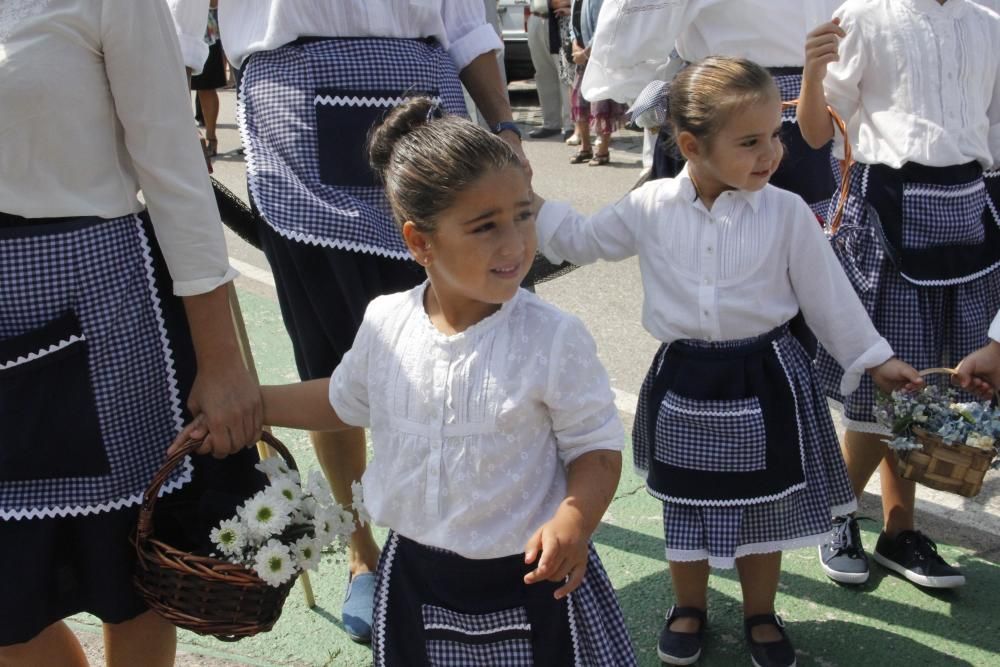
xmin=328 ymin=285 xmax=625 ymax=560
xmin=825 ymin=0 xmax=1000 ymax=169
xmin=536 ymin=166 xmax=894 ymax=396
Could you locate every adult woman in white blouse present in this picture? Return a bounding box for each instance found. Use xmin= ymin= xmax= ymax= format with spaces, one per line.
xmin=173 ymin=0 xmax=524 ymax=643
xmin=0 ymin=1 xmax=260 ymax=664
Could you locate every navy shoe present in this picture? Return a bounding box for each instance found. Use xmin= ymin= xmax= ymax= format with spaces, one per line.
xmin=342 ymin=572 xmax=376 ymax=643
xmin=872 ymin=530 xmax=965 ymax=589
xmin=657 ymin=605 xmax=707 ymax=665
xmin=745 ymin=614 xmax=796 ymax=667
xmin=817 ymin=515 xmax=870 ymax=584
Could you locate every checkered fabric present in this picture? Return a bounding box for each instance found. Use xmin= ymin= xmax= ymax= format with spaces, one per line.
xmin=0 ymin=215 xmax=190 ymax=519
xmin=642 ymin=334 xmax=855 ymax=568
xmin=817 ymin=165 xmax=1000 ymax=428
xmin=901 ymin=180 xmax=990 ymax=249
xmin=239 ymin=38 xmax=469 ymax=259
xmin=773 ymin=74 xmax=802 ymax=122
xmin=654 ymin=392 xmax=767 ymax=473
xmin=566 ymin=544 xmax=638 ymax=666
xmin=426 ymin=638 xmax=533 ymax=667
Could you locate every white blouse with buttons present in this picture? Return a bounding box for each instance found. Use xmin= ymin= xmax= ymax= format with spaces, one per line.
xmin=824 ymin=0 xmax=1000 ymax=169
xmin=328 ymin=284 xmax=624 ymax=560
xmin=536 ymin=166 xmax=894 ymax=397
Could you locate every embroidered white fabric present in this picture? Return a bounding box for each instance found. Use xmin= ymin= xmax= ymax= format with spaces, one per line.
xmin=0 ymin=0 xmax=50 ymax=44
xmin=328 ymin=285 xmax=625 ymax=560
xmin=536 ymin=165 xmax=894 ymax=397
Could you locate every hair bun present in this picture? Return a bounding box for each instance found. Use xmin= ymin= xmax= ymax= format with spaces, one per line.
xmin=368 ymin=97 xmax=438 ymax=182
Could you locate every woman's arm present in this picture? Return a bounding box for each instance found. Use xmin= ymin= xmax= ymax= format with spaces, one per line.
xmin=460 ymin=52 xmax=529 ymax=170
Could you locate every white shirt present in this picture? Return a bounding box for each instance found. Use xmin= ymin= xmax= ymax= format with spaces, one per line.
xmin=328 ymin=285 xmax=624 ymax=560
xmin=990 ymin=311 xmax=1000 ymax=343
xmin=582 ymin=0 xmax=842 ymax=102
xmin=215 ymin=0 xmax=502 ymax=70
xmin=537 ymin=167 xmax=894 ymax=396
xmin=0 ymin=0 xmax=236 ymax=297
xmin=166 ymin=0 xmax=209 ymax=72
xmin=825 ymin=0 xmax=1000 ymax=169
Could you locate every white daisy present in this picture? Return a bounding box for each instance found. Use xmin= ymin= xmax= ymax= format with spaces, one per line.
xmin=252 ymin=539 xmax=296 ymax=587
xmin=312 ymin=506 xmax=352 ymax=547
xmin=293 ymin=536 xmax=322 ymax=572
xmin=304 ymin=470 xmax=333 ymax=505
xmin=350 ymin=481 xmax=371 ymax=526
xmin=270 ymin=477 xmax=304 ymax=505
xmin=242 ymin=491 xmax=293 ymax=539
xmin=209 ymin=518 xmax=247 ymax=558
xmin=255 ymin=456 xmax=300 ymax=483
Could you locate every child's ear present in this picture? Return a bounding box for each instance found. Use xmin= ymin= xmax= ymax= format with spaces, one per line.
xmin=402 ymin=221 xmax=432 ymax=266
xmin=676 ymin=130 xmax=702 ymax=162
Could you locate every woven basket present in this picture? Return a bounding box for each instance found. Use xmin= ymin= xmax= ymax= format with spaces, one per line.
xmin=133 ymin=432 xmax=299 ymax=641
xmin=892 ymin=368 xmax=998 ymax=498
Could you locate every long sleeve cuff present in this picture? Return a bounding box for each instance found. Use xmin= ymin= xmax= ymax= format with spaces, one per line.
xmin=536 ymin=200 xmax=572 ymax=264
xmin=172 ymin=266 xmax=239 ymax=297
xmin=449 ymin=23 xmax=502 ymax=72
xmin=176 ymin=32 xmax=209 ymax=73
xmin=840 ymin=337 xmax=894 ymax=396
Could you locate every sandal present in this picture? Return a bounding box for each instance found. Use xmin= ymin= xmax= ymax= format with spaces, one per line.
xmin=588 ymin=153 xmax=610 ymax=166
xmin=203 ymin=137 xmax=218 ymax=158
xmin=569 ymin=150 xmax=593 ymax=164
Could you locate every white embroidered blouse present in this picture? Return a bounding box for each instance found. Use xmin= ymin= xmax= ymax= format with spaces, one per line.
xmin=824 ymin=0 xmax=1000 ymax=169
xmin=0 ymin=0 xmax=236 ymax=296
xmin=536 ymin=166 xmax=894 ymax=396
xmin=328 ymin=284 xmax=625 ymax=560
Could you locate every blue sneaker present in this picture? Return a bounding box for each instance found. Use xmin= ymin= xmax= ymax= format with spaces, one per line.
xmin=817 ymin=515 xmax=870 ymax=585
xmin=342 ymin=572 xmax=376 ymax=643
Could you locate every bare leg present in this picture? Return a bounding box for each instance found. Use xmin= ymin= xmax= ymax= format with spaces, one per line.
xmin=666 ymin=560 xmax=710 ymax=633
xmin=311 ymin=428 xmax=380 ymax=573
xmin=841 ymin=430 xmax=888 ymax=499
xmin=878 ymin=452 xmax=916 ymax=537
xmin=595 ymin=132 xmax=612 ymax=159
xmin=736 ymin=551 xmax=783 ymax=643
xmin=196 ymin=89 xmax=220 ymax=146
xmin=575 ymin=120 xmax=591 ymax=153
xmin=0 ymin=621 xmax=88 ymax=667
xmin=103 ymin=610 xmax=175 ymax=667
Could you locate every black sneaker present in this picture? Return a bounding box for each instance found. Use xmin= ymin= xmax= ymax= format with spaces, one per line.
xmin=745 ymin=614 xmax=796 ymax=667
xmin=657 ymin=605 xmax=706 ymax=665
xmin=817 ymin=515 xmax=870 ymax=584
xmin=872 ymin=530 xmax=965 ymax=588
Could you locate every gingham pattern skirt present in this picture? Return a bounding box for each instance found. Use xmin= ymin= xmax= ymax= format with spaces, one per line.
xmin=0 ymin=214 xmax=190 ymax=519
xmin=634 ymin=331 xmax=856 ymax=569
xmin=372 ymin=532 xmax=637 ymax=666
xmin=817 ymin=165 xmax=1000 ymax=432
xmin=238 ymin=37 xmax=469 ymax=259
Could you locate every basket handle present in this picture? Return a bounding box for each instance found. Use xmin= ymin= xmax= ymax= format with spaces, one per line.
xmin=136 ymin=431 xmax=296 ymax=544
xmin=781 ymin=100 xmax=852 ymax=233
xmin=915 ymin=367 xmax=1000 ymax=403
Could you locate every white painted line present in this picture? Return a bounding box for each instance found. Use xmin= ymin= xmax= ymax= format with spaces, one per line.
xmin=230 ymin=256 xmax=275 ymax=288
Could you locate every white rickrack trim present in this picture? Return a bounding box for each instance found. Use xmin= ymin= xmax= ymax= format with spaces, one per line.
xmin=373 ymin=532 xmax=399 ymax=667
xmin=663 ymin=401 xmax=761 ymax=418
xmin=900 ymin=258 xmax=1000 ymax=287
xmin=423 ymin=623 xmax=531 ymax=635
xmin=314 ymin=94 xmax=442 ymax=108
xmin=645 ymin=481 xmax=807 ymax=508
xmin=566 ymin=586 xmax=583 ymax=667
xmin=903 ymin=181 xmax=984 ymax=198
xmin=0 ymin=458 xmax=193 ymax=520
xmin=0 ymin=334 xmax=85 ymax=371
xmin=665 ymin=531 xmax=830 ymax=569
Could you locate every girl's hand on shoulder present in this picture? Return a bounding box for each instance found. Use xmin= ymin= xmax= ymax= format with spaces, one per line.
xmin=804 ymin=18 xmax=845 ymax=83
xmin=868 ymin=357 xmax=924 ymax=394
xmin=953 ymin=342 xmax=1000 ymax=399
xmin=523 ymin=510 xmax=590 ymax=599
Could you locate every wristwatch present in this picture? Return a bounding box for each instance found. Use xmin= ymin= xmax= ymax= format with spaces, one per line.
xmin=492 ymin=121 xmax=522 ymax=140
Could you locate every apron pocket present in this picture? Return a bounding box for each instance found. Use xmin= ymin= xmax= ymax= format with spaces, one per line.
xmin=654 ymin=391 xmax=767 ymax=473
xmin=901 ymin=181 xmax=987 ymax=249
xmin=315 ymin=88 xmax=437 ymax=188
xmin=422 ymin=604 xmax=534 ymax=666
xmin=0 ymin=311 xmax=108 ymax=482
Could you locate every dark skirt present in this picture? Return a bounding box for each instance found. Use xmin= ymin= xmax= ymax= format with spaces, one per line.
xmin=816 ymin=164 xmax=1000 ymax=431
xmin=0 ymin=212 xmax=263 ymax=645
xmin=190 ymin=40 xmax=226 ymax=90
xmin=372 ymin=532 xmax=637 ymax=666
xmin=633 ymin=326 xmax=856 ymax=568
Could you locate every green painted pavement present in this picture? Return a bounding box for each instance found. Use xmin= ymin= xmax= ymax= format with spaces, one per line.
xmin=73 ymin=288 xmax=1000 ymax=666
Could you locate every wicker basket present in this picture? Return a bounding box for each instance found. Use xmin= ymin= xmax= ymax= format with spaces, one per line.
xmin=892 ymin=368 xmax=998 ymax=498
xmin=133 ymin=432 xmax=299 ymax=641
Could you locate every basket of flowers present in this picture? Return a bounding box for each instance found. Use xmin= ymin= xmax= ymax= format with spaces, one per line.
xmin=875 ymin=368 xmax=1000 ymax=498
xmin=133 ymin=432 xmax=358 ymax=640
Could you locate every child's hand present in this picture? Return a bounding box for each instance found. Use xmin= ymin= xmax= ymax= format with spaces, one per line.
xmin=867 ymin=357 xmax=924 ymax=394
xmin=523 ymin=510 xmax=590 ymax=599
xmin=804 ymin=18 xmax=845 ymax=83
xmin=954 ymin=342 xmax=1000 ymax=399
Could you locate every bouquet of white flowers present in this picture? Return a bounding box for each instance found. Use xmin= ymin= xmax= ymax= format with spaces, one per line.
xmin=209 ymin=456 xmax=363 ymax=587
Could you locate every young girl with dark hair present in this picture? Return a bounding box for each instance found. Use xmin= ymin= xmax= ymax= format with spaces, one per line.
xmin=534 ymin=56 xmax=922 ymax=667
xmin=175 ymin=97 xmax=636 ymax=667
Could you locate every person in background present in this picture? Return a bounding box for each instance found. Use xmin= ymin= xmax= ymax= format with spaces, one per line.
xmin=526 ymin=0 xmax=574 ymax=139
xmin=0 ymin=1 xmax=261 ymax=664
xmin=201 ymin=0 xmax=525 ymax=645
xmin=190 ymin=1 xmax=224 ymax=158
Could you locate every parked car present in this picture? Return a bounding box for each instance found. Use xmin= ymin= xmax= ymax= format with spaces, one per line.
xmin=497 ymin=0 xmax=535 ymax=81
